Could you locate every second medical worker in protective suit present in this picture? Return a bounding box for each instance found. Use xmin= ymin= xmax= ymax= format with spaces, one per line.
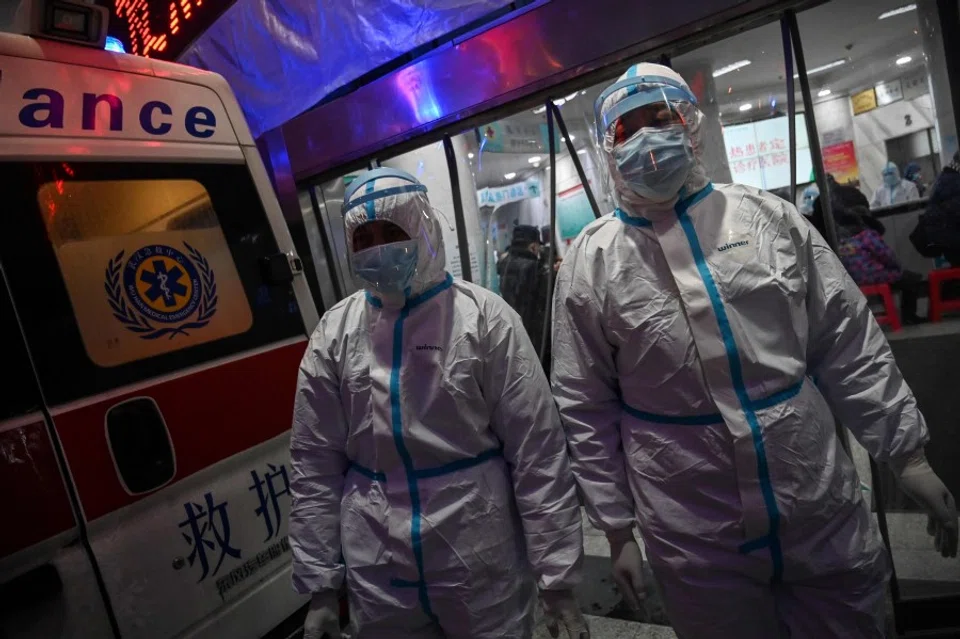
xmin=290 ymin=168 xmax=587 ymax=639
xmin=871 ymin=160 xmax=921 ymax=208
xmin=553 ymin=63 xmax=958 ymax=639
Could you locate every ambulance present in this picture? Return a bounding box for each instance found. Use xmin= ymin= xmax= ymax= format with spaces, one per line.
xmin=0 ymin=1 xmax=319 ymax=637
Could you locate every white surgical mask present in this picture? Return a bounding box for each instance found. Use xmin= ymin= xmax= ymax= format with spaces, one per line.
xmin=613 ymin=124 xmax=694 ymax=202
xmin=351 ymin=239 xmax=419 ymax=295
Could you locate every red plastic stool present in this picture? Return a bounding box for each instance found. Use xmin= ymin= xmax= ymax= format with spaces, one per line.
xmin=928 ymin=267 xmax=960 ymax=322
xmin=859 ymin=283 xmax=902 ymax=331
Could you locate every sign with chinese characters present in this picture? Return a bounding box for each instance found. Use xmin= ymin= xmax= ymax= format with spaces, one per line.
xmin=874 ymin=79 xmax=904 ymax=107
xmin=821 ymin=140 xmax=860 ymax=185
xmin=851 ymin=88 xmax=878 ymax=115
xmin=477 ymin=121 xmax=560 ymax=154
xmin=477 ymin=178 xmax=542 ymax=209
xmin=901 ymin=70 xmax=929 ymax=101
xmin=721 ymin=114 xmax=814 ymax=191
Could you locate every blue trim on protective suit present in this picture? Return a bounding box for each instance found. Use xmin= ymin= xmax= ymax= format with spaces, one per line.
xmin=365 ymin=273 xmax=453 ymax=309
xmin=348 ymin=462 xmax=386 ymax=482
xmin=622 ymin=380 xmax=804 ymax=426
xmin=347 ymin=183 xmax=430 ymax=218
xmin=674 ymin=182 xmax=784 ymax=584
xmin=343 ymin=167 xmax=425 ymax=203
xmin=384 ymin=272 xmax=456 ymax=623
xmin=364 ymin=179 xmax=376 ymax=220
xmin=614 ymin=208 xmax=652 ymax=227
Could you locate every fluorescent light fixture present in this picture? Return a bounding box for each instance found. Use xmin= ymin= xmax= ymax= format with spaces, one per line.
xmin=467 ymin=152 xmax=475 ymax=159
xmin=504 ymin=172 xmax=517 ymax=180
xmin=577 ymin=149 xmax=587 ymax=155
xmin=896 ymin=55 xmax=912 ymax=65
xmin=739 ymin=103 xmax=753 ymax=112
xmin=794 ymin=59 xmax=846 ymax=78
xmin=818 ymin=88 xmax=832 ymax=97
xmin=581 ymin=90 xmax=587 ymax=95
xmin=879 ymin=4 xmax=916 ymax=19
xmin=564 ymin=92 xmax=578 ymax=101
xmin=553 ymin=98 xmax=566 ymax=106
xmin=713 ymin=59 xmax=751 ymax=78
xmin=532 ymin=106 xmax=547 ymax=114
xmin=528 ymin=156 xmax=542 ymax=163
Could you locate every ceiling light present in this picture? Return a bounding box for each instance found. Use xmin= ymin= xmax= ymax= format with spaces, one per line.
xmin=713 ymin=59 xmax=751 ymax=78
xmin=739 ymin=103 xmax=753 ymax=112
xmin=467 ymin=152 xmax=474 ymax=159
xmin=553 ymin=98 xmax=566 ymax=106
xmin=818 ymin=88 xmax=832 ymax=97
xmin=581 ymin=90 xmax=587 ymax=95
xmin=564 ymin=92 xmax=578 ymax=101
xmin=532 ymin=106 xmax=547 ymax=114
xmin=794 ymin=59 xmax=846 ymax=78
xmin=879 ymin=4 xmax=916 ymax=20
xmin=504 ymin=172 xmax=517 ymax=180
xmin=577 ymin=149 xmax=587 ymax=155
xmin=528 ymin=156 xmax=542 ymax=163
xmin=896 ymin=55 xmax=912 ymax=65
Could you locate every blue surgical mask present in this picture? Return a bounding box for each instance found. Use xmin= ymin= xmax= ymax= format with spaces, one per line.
xmin=883 ymin=172 xmax=900 ymax=188
xmin=613 ymin=124 xmax=694 ymax=202
xmin=351 ymin=239 xmax=419 ymax=294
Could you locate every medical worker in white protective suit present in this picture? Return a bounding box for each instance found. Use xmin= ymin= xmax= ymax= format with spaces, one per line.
xmin=871 ymin=161 xmax=921 ymax=209
xmin=552 ymin=63 xmax=958 ymax=639
xmin=290 ymin=168 xmax=588 ymax=639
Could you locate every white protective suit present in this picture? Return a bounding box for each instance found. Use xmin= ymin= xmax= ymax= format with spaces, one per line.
xmin=290 ymin=168 xmax=584 ymax=638
xmin=553 ymin=64 xmax=931 ymax=638
xmin=871 ymin=161 xmax=921 ymax=208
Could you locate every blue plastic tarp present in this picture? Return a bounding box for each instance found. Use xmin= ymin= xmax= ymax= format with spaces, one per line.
xmin=180 ymin=0 xmax=510 ymax=137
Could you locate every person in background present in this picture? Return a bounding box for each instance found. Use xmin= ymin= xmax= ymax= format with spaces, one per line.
xmin=911 ymin=151 xmax=960 ymax=268
xmin=836 ymin=206 xmax=925 ymax=324
xmin=904 ymin=161 xmax=926 ymax=198
xmin=809 ymin=174 xmax=884 ymax=241
xmin=798 ymin=183 xmax=819 ymax=216
xmin=552 ymin=62 xmax=957 ymax=639
xmin=871 ymin=161 xmax=920 ymax=209
xmin=497 ymin=224 xmax=549 ymax=357
xmin=291 ymin=169 xmax=587 ymax=639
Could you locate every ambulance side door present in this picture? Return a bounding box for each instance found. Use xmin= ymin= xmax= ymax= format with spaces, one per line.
xmin=0 ymin=157 xmax=310 ymax=639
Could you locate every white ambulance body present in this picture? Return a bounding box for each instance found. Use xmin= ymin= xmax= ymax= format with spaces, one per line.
xmin=0 ymin=7 xmax=316 ymax=637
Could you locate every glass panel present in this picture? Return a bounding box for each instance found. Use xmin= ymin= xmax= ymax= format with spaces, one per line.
xmin=797 ymin=0 xmax=960 ymax=604
xmin=450 ymin=106 xmax=555 ymax=359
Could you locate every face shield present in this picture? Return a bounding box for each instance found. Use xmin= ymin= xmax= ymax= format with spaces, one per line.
xmin=595 ymin=75 xmax=699 ymax=202
xmin=882 ymin=163 xmax=900 ymax=188
xmin=342 ymin=169 xmax=443 ymax=299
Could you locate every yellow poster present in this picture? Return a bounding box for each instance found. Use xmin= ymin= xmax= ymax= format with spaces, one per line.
xmin=851 ymin=88 xmax=878 ymax=115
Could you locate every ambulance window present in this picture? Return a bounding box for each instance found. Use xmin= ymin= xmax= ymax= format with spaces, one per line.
xmin=1 ymin=161 xmax=304 ymax=405
xmin=36 ymin=177 xmax=253 ymax=367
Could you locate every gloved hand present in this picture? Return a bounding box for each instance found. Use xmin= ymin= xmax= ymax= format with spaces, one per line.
xmin=303 ymin=589 xmax=341 ymax=639
xmin=892 ymin=449 xmax=958 ymax=558
xmin=607 ymin=528 xmax=646 ymax=610
xmin=540 ymin=589 xmax=590 ymax=639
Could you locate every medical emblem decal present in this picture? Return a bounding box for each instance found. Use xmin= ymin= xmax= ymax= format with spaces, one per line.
xmin=106 ymin=242 xmax=218 ymax=340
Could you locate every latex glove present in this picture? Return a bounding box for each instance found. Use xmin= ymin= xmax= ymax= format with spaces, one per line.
xmin=303 ymin=589 xmax=341 ymax=639
xmin=606 ymin=528 xmax=646 ymax=610
xmin=540 ymin=589 xmax=590 ymax=639
xmin=892 ymin=449 xmax=958 ymax=558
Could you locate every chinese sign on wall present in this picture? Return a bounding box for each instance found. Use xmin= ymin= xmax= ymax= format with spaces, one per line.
xmin=721 ymin=115 xmax=814 ymax=191
xmin=821 ymin=140 xmax=860 ymax=185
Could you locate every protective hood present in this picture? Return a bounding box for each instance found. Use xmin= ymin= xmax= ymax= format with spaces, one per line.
xmin=883 ymin=161 xmax=901 ymax=180
xmin=343 ymin=168 xmax=446 ymax=307
xmin=595 ymin=63 xmax=710 ymax=221
xmin=179 ymin=0 xmax=510 ymax=137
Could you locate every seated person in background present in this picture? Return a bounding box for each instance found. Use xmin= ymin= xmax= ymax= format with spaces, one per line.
xmin=810 ymin=174 xmax=884 ymax=241
xmin=838 ymin=207 xmax=924 ymax=324
xmin=871 ymin=161 xmax=920 ymax=209
xmin=798 ymin=183 xmax=819 ymax=216
xmin=911 ymin=151 xmax=960 ymax=268
xmin=904 ymin=161 xmax=926 ymax=198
